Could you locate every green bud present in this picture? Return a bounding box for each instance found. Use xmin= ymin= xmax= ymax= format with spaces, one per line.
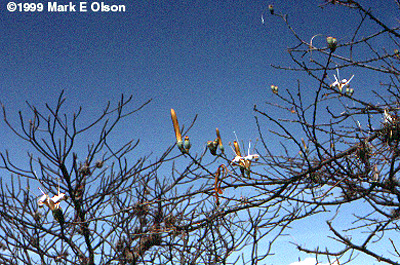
xmin=177 ymin=140 xmax=185 ymax=153
xmin=184 ymin=136 xmax=191 ymax=153
xmin=326 ymin=36 xmax=337 ymax=52
xmin=219 ymin=144 xmax=225 ymax=153
xmin=207 ymin=141 xmax=218 ymax=155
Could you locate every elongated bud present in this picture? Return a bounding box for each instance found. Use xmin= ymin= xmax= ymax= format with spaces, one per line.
xmin=184 ymin=135 xmax=191 ymax=153
xmin=326 ymin=36 xmax=337 ymax=52
xmin=301 ymin=138 xmax=307 ymax=149
xmin=268 ymin=4 xmax=274 ymax=14
xmin=170 ymin=109 xmax=182 ymax=142
xmin=233 ymin=141 xmax=242 ymax=157
xmin=372 ymin=164 xmax=379 ymax=182
xmin=170 ymin=109 xmax=183 ymax=151
xmin=215 ymin=128 xmax=224 ymax=154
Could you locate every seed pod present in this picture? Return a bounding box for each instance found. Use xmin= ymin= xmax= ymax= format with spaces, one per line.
xmin=52 ymin=208 xmax=65 ymax=225
xmin=326 ymin=36 xmax=337 ymax=52
xmin=214 ymin=167 xmax=223 ymax=205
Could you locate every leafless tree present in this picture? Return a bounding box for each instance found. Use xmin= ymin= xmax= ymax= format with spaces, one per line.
xmin=255 ymin=0 xmax=400 ymax=264
xmin=2 ymin=1 xmax=400 ymax=265
xmin=0 ymin=90 xmax=297 ymax=265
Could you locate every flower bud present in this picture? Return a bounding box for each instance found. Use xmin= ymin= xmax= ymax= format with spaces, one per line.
xmin=207 ymin=141 xmax=218 ymax=155
xmin=268 ymin=4 xmax=274 ymax=14
xmin=216 ymin=128 xmax=224 ymax=154
xmin=271 ymin=85 xmax=278 ymax=95
xmin=184 ymin=135 xmax=191 ymax=153
xmin=213 ymin=138 xmax=219 ymax=148
xmin=346 ymin=87 xmax=354 ymax=97
xmin=177 ymin=140 xmax=185 ymax=153
xmin=170 ymin=109 xmax=182 ymax=144
xmin=326 ymin=37 xmax=337 ymax=52
xmin=233 ymin=141 xmax=242 ymax=157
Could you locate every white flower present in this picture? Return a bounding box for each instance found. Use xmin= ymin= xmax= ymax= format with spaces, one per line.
xmin=384 ymin=109 xmax=393 ymax=124
xmin=230 ymin=138 xmax=259 ymax=171
xmin=330 ymin=74 xmax=354 ymax=93
xmin=330 ymin=68 xmax=354 ymax=93
xmin=37 ymin=188 xmax=67 ymax=211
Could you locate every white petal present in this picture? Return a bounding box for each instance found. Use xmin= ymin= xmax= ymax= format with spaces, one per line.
xmin=51 ymin=193 xmax=67 ymax=204
xmin=38 ymin=194 xmax=48 ymax=207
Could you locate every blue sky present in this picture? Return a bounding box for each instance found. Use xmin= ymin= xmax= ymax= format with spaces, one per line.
xmin=1 ymin=1 xmax=399 ymax=264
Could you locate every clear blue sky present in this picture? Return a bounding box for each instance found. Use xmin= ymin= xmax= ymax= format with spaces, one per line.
xmin=1 ymin=1 xmax=399 ymax=264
